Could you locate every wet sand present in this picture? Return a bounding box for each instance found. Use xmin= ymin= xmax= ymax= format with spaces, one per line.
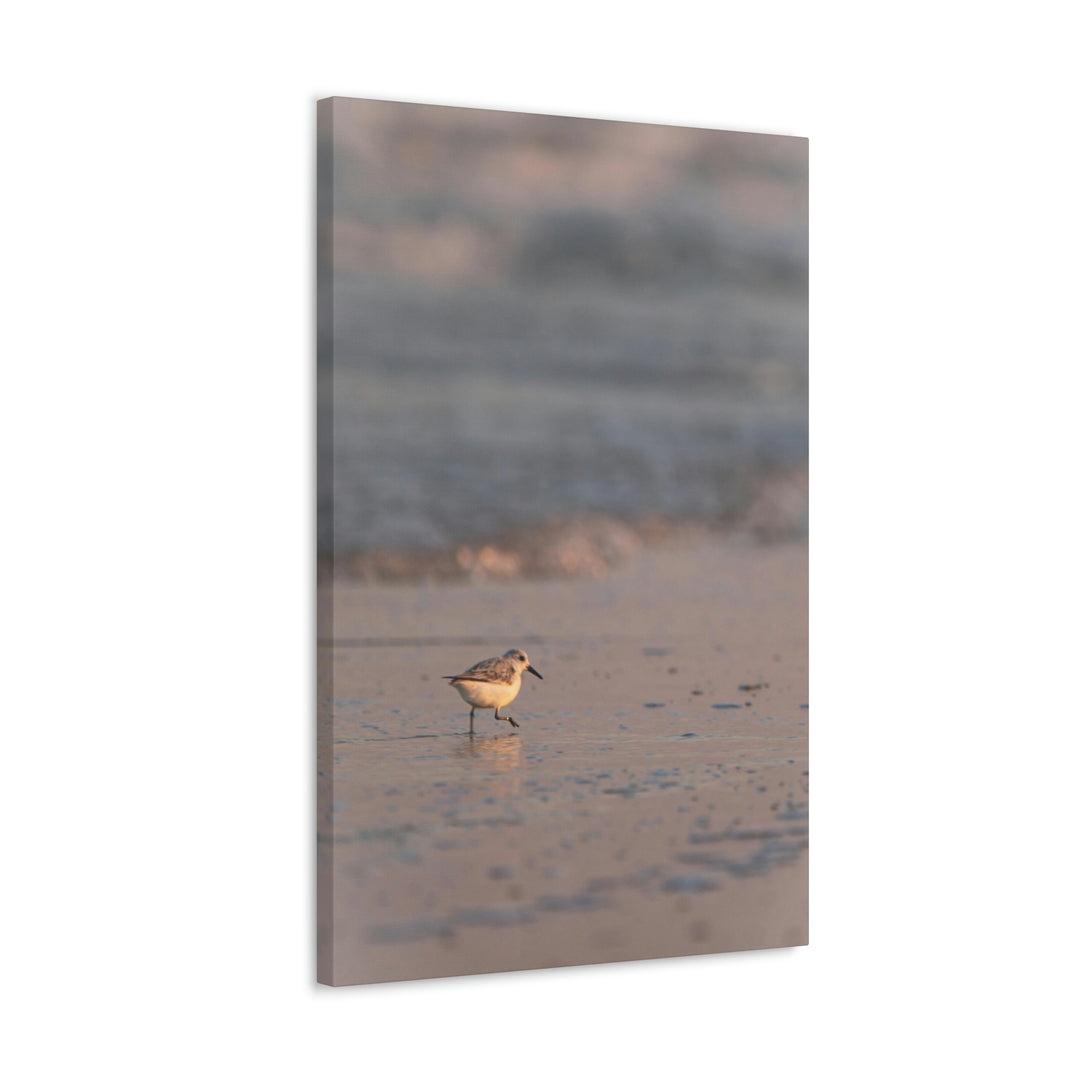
xmin=318 ymin=540 xmax=807 ymax=985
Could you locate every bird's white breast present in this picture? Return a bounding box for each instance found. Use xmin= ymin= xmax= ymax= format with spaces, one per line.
xmin=452 ymin=675 xmax=521 ymax=709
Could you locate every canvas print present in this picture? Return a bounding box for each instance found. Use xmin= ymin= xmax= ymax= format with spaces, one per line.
xmin=317 ymin=97 xmax=807 ymax=986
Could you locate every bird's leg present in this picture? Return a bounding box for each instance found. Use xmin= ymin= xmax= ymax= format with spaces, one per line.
xmin=494 ymin=707 xmax=519 ymax=729
xmin=469 ymin=707 xmax=475 ymax=735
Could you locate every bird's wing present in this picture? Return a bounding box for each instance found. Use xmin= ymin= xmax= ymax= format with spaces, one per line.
xmin=443 ymin=656 xmax=513 ymax=683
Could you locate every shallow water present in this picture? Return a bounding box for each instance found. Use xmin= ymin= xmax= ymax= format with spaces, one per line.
xmin=323 ymin=278 xmax=806 ymax=555
xmin=320 ymin=693 xmax=807 ymax=985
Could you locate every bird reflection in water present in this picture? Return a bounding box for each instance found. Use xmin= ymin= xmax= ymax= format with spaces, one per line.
xmin=454 ymin=734 xmax=522 ymax=797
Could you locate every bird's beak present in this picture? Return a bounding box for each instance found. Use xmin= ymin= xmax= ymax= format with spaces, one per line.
xmin=527 ymin=665 xmax=543 ymax=680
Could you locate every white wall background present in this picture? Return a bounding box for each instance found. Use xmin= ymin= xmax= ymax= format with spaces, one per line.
xmin=3 ymin=3 xmax=1076 ymax=1077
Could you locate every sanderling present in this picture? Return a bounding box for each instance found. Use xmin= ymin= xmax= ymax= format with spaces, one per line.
xmin=443 ymin=648 xmax=543 ymax=734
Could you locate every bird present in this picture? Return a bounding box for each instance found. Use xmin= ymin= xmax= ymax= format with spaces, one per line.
xmin=443 ymin=648 xmax=543 ymax=734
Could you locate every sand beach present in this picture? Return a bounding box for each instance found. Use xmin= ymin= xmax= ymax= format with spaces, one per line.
xmin=318 ymin=538 xmax=807 ymax=985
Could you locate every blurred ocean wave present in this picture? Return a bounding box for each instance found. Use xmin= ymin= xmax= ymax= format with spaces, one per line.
xmin=326 ymin=470 xmax=806 ymax=584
